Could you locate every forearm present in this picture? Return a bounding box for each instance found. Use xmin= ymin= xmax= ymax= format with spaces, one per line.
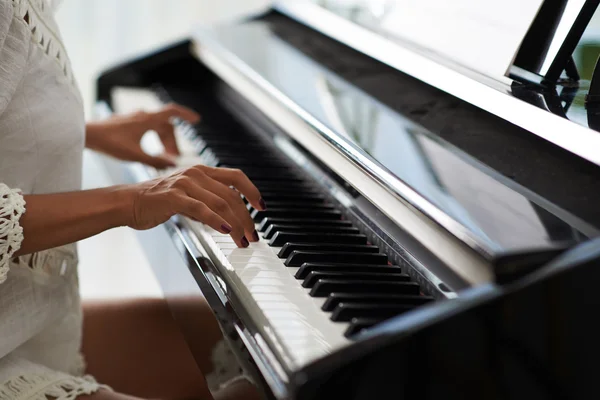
xmin=16 ymin=185 xmax=133 ymax=256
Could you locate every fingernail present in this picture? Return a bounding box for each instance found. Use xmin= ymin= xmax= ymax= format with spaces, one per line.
xmin=252 ymin=230 xmax=260 ymax=242
xmin=241 ymin=236 xmax=250 ymax=248
xmin=221 ymin=224 xmax=232 ymax=234
xmin=259 ymin=198 xmax=267 ymax=210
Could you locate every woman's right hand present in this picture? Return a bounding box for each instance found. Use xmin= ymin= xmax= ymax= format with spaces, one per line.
xmin=125 ymin=165 xmax=266 ymax=248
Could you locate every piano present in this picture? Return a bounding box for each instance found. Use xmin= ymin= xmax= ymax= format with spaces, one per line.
xmin=94 ymin=1 xmax=600 ymax=398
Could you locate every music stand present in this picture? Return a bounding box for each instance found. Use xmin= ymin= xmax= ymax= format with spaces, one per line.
xmin=512 ymin=0 xmax=600 ymax=84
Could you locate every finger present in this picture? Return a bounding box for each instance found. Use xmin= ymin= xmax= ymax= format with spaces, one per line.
xmin=181 ymin=180 xmax=249 ymax=248
xmin=156 ymin=122 xmax=180 ymax=156
xmin=198 ymin=173 xmax=258 ymax=241
xmin=176 ymin=196 xmax=233 ymax=235
xmin=155 ymin=103 xmax=201 ymax=124
xmin=203 ymin=167 xmax=266 ymax=211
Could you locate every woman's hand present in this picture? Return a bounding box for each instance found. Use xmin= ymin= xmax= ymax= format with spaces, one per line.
xmin=17 ymin=164 xmax=265 ymax=256
xmin=86 ymin=104 xmax=200 ymax=169
xmin=126 ymin=164 xmax=266 ymax=247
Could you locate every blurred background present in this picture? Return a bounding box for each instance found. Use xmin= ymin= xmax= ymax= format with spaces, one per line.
xmin=56 ymin=0 xmax=270 ymax=115
xmin=54 ymin=0 xmax=268 ymax=300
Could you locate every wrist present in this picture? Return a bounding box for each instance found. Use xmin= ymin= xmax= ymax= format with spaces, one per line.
xmin=85 ymin=121 xmax=107 ymax=150
xmin=106 ymin=185 xmax=137 ymax=228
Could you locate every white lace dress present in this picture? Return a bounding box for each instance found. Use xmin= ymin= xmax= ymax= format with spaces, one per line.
xmin=0 ymin=0 xmax=106 ymax=398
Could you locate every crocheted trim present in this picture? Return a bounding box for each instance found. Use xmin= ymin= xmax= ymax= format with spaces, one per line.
xmin=0 ymin=373 xmax=105 ymax=400
xmin=12 ymin=0 xmax=75 ymax=84
xmin=0 ymin=183 xmax=26 ymax=285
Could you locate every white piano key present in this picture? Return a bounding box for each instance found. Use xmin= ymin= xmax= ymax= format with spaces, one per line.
xmin=152 ymin=133 xmax=353 ymax=370
xmin=183 ymin=219 xmax=351 ymax=369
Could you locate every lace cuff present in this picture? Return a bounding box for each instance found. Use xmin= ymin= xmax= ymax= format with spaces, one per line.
xmin=0 ymin=374 xmax=105 ymax=400
xmin=0 ymin=183 xmax=26 ymax=284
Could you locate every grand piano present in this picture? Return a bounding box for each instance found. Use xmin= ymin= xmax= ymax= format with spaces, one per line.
xmin=95 ymin=1 xmax=600 ymax=398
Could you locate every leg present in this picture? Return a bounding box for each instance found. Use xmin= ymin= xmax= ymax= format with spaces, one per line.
xmin=81 ymin=297 xmax=215 ymax=400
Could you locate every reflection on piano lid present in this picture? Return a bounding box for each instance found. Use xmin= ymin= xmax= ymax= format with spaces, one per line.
xmin=301 ymin=0 xmax=544 ymax=78
xmin=191 ymin=20 xmax=596 ymax=263
xmin=277 ymin=1 xmax=600 ymax=167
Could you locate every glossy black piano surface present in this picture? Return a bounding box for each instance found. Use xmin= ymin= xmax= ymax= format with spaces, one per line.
xmin=190 ymin=15 xmax=596 ymax=262
xmin=257 ymin=11 xmax=600 ymax=229
xmin=95 ymin=4 xmax=600 ymax=400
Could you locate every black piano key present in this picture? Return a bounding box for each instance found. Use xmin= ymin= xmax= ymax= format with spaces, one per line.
xmin=251 ymin=183 xmax=317 ymax=192
xmin=245 ymin=197 xmax=328 ymax=207
xmin=278 ymin=243 xmax=379 ymax=258
xmin=284 ymin=251 xmax=388 ymax=267
xmin=250 ymin=179 xmax=312 ymax=186
xmin=245 ymin=175 xmax=306 ymax=183
xmin=195 ymin=143 xmax=210 ymax=154
xmin=310 ymin=280 xmax=421 ymax=297
xmin=258 ymin=218 xmax=352 ymax=233
xmin=264 ymin=225 xmax=359 ymax=240
xmin=218 ymin=155 xmax=293 ymax=163
xmin=252 ymin=209 xmax=342 ymax=223
xmin=248 ymin=203 xmax=335 ymax=213
xmin=302 ymin=271 xmax=410 ymax=288
xmin=295 ymin=263 xmax=401 ymax=279
xmin=322 ymin=293 xmax=434 ymax=312
xmin=269 ymin=233 xmax=368 ymax=247
xmin=204 ymin=143 xmax=269 ymax=150
xmin=248 ymin=202 xmax=333 ymax=210
xmin=221 ymin=161 xmax=289 ymax=169
xmin=242 ymin=171 xmax=300 ymax=179
xmin=331 ymin=303 xmax=415 ymax=322
xmin=208 ymin=147 xmax=270 ymax=155
xmin=207 ymin=142 xmax=272 ymax=149
xmin=214 ymin=154 xmax=283 ymax=163
xmin=250 ymin=182 xmax=318 ymax=190
xmin=345 ymin=318 xmax=385 ymax=337
xmin=197 ymin=134 xmax=250 ymax=142
xmin=250 ymin=198 xmax=328 ymax=207
xmin=253 ymin=193 xmax=326 ymax=202
xmin=230 ymin=166 xmax=296 ymax=173
xmin=246 ymin=173 xmax=302 ymax=181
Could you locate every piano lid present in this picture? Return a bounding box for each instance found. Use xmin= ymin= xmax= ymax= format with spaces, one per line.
xmin=277 ymin=1 xmax=600 ymax=167
xmin=291 ymin=0 xmax=544 ymax=79
xmin=191 ymin=18 xmax=597 ymax=263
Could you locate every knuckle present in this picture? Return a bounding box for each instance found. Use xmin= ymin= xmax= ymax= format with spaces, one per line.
xmin=227 ymin=188 xmax=243 ymax=202
xmin=195 ymin=203 xmax=211 ymax=218
xmin=162 ymin=103 xmax=177 ymax=115
xmin=134 ymin=110 xmax=149 ymax=121
xmin=175 ymin=175 xmax=193 ymax=188
xmin=194 ymin=166 xmax=208 ymax=176
xmin=213 ymin=199 xmax=229 ymax=214
xmin=231 ymin=168 xmax=245 ymax=177
xmin=228 ymin=168 xmax=247 ymax=182
xmin=183 ymin=167 xmax=205 ymax=179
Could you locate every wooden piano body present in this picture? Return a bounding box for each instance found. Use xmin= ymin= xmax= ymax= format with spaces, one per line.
xmin=95 ymin=2 xmax=600 ymax=398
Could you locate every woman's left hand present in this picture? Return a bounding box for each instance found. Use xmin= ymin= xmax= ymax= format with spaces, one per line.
xmin=86 ymin=103 xmax=201 ymax=169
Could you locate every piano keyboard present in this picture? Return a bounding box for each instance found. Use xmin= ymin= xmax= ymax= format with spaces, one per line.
xmin=152 ymin=87 xmax=435 ymax=369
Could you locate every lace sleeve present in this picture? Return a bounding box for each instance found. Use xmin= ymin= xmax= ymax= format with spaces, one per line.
xmin=0 ymin=184 xmax=26 ymax=284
